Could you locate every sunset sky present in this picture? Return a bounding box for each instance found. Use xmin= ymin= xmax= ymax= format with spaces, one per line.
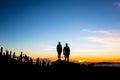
xmin=1 ymin=0 xmax=120 ymax=62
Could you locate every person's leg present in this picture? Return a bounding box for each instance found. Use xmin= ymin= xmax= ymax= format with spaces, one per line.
xmin=65 ymin=56 xmax=66 ymax=61
xmin=67 ymin=56 xmax=69 ymax=62
xmin=59 ymin=53 xmax=61 ymax=59
xmin=58 ymin=52 xmax=61 ymax=59
xmin=58 ymin=55 xmax=60 ymax=59
xmin=66 ymin=56 xmax=68 ymax=62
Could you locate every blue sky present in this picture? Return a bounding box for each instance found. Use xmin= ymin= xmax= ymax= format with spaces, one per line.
xmin=0 ymin=0 xmax=120 ymax=61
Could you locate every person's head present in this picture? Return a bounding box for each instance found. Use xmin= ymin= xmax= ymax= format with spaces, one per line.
xmin=58 ymin=42 xmax=61 ymax=45
xmin=65 ymin=43 xmax=68 ymax=46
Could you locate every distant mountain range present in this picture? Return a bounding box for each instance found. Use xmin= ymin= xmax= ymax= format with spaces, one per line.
xmin=80 ymin=62 xmax=120 ymax=67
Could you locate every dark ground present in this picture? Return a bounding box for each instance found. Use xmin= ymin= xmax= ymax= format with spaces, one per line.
xmin=0 ymin=56 xmax=120 ymax=80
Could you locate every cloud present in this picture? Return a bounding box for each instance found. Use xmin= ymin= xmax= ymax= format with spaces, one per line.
xmin=114 ymin=2 xmax=120 ymax=7
xmin=82 ymin=29 xmax=120 ymax=47
xmin=81 ymin=29 xmax=112 ymax=35
xmin=82 ymin=29 xmax=120 ymax=36
xmin=86 ymin=37 xmax=120 ymax=47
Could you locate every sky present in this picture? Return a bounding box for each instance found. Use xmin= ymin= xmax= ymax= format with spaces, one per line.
xmin=0 ymin=0 xmax=120 ymax=62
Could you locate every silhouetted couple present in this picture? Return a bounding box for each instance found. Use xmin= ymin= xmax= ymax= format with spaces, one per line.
xmin=56 ymin=42 xmax=70 ymax=62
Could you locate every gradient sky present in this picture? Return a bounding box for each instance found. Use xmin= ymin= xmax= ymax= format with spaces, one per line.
xmin=1 ymin=0 xmax=120 ymax=62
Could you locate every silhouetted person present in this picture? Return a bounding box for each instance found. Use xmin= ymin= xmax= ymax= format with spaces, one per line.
xmin=63 ymin=43 xmax=70 ymax=62
xmin=56 ymin=42 xmax=62 ymax=59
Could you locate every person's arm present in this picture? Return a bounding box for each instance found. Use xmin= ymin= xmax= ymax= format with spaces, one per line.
xmin=56 ymin=45 xmax=58 ymax=51
xmin=69 ymin=47 xmax=70 ymax=53
xmin=60 ymin=45 xmax=62 ymax=51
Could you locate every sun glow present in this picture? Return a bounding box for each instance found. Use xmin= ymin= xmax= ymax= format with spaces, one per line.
xmin=78 ymin=60 xmax=84 ymax=63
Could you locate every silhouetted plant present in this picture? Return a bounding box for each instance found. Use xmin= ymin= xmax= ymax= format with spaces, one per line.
xmin=39 ymin=60 xmax=41 ymax=67
xmin=0 ymin=47 xmax=3 ymax=56
xmin=36 ymin=57 xmax=40 ymax=66
xmin=6 ymin=49 xmax=9 ymax=58
xmin=42 ymin=60 xmax=46 ymax=68
xmin=46 ymin=61 xmax=50 ymax=68
xmin=29 ymin=57 xmax=33 ymax=65
xmin=24 ymin=54 xmax=29 ymax=63
xmin=13 ymin=52 xmax=16 ymax=59
xmin=9 ymin=51 xmax=12 ymax=58
xmin=19 ymin=51 xmax=23 ymax=62
xmin=3 ymin=52 xmax=5 ymax=56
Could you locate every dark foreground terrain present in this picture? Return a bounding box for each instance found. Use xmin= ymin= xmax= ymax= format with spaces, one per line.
xmin=0 ymin=55 xmax=120 ymax=79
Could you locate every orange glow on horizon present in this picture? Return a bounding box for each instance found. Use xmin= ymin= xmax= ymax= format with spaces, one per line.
xmin=25 ymin=52 xmax=120 ymax=63
xmin=30 ymin=55 xmax=120 ymax=63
